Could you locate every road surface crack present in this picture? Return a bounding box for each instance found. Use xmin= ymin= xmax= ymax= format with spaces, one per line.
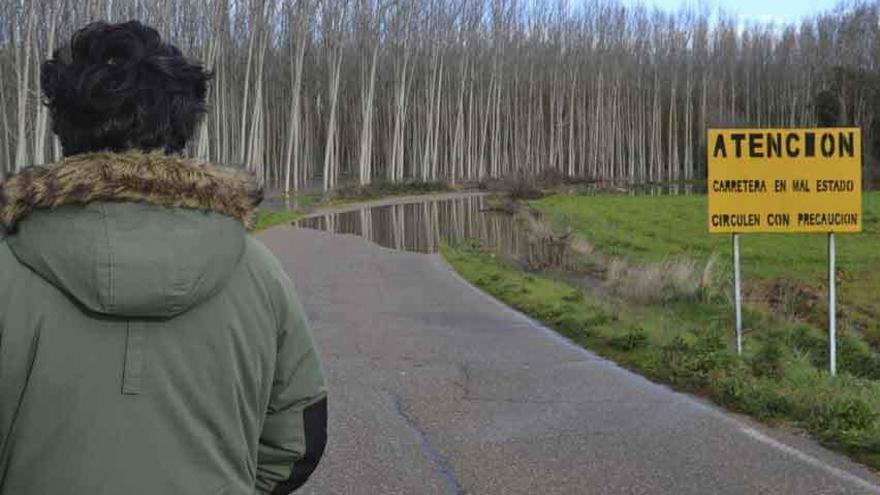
xmin=391 ymin=393 xmax=465 ymax=495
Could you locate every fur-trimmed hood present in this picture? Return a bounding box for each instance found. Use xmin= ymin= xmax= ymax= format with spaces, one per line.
xmin=0 ymin=151 xmax=262 ymax=231
xmin=1 ymin=152 xmax=263 ymax=318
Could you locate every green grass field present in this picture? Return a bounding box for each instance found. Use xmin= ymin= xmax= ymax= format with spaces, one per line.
xmin=531 ymin=192 xmax=880 ymax=346
xmin=530 ymin=192 xmax=879 ymax=280
xmin=442 ymin=191 xmax=880 ymax=470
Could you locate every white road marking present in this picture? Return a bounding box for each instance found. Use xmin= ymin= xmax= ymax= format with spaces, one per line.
xmin=740 ymin=426 xmax=880 ymax=494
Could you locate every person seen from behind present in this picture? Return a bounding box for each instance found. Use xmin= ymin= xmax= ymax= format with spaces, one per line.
xmin=0 ymin=20 xmax=327 ymax=495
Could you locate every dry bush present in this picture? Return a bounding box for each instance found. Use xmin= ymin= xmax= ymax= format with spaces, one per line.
xmin=514 ymin=209 xmax=574 ymax=270
xmin=754 ymin=278 xmax=824 ymax=322
xmin=504 ymin=172 xmax=545 ymax=200
xmin=701 ymin=253 xmax=725 ymax=301
xmin=604 ymin=256 xmax=722 ymax=303
xmin=536 ymin=168 xmax=565 ymax=188
xmin=568 ymin=234 xmax=598 ymax=259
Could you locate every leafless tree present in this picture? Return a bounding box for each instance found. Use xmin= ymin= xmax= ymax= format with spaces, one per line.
xmin=2 ymin=0 xmax=879 ymax=188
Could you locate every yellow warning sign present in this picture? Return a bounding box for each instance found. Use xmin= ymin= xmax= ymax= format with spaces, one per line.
xmin=708 ymin=128 xmax=862 ymax=233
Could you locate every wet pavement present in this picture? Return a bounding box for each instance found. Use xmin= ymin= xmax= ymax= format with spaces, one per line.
xmin=258 ymin=207 xmax=880 ymax=495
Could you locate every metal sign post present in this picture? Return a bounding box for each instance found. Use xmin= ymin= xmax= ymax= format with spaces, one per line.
xmin=828 ymin=232 xmax=837 ymax=376
xmin=733 ymin=233 xmax=743 ymax=356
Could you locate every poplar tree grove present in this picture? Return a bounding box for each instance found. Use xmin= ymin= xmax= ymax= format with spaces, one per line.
xmin=1 ymin=0 xmax=879 ymax=191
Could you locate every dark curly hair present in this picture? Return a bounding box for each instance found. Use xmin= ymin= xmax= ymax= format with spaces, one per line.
xmin=40 ymin=21 xmax=212 ymax=156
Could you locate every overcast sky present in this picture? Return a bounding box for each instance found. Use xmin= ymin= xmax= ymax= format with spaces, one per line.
xmin=625 ymin=0 xmax=842 ymax=25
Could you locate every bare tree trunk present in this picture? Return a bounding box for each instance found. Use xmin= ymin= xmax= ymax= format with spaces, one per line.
xmin=14 ymin=1 xmax=36 ymax=171
xmin=358 ymin=0 xmax=383 ymax=186
xmin=34 ymin=6 xmax=59 ymax=165
xmin=283 ymin=0 xmax=311 ymax=194
xmin=237 ymin=1 xmax=260 ymax=165
xmin=323 ymin=27 xmax=345 ymax=192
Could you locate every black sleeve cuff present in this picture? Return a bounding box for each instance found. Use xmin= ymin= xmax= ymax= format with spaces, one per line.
xmin=270 ymin=396 xmax=328 ymax=495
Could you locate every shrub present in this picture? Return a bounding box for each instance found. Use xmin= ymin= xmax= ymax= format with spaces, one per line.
xmin=751 ymin=333 xmax=786 ymax=380
xmin=660 ymin=331 xmax=736 ymax=388
xmin=562 ymin=289 xmax=585 ymax=302
xmin=553 ymin=314 xmax=595 ymax=341
xmin=609 ymin=326 xmax=649 ymax=351
xmin=504 ymin=171 xmax=545 ymax=200
xmin=810 ymin=396 xmax=878 ymax=434
xmin=838 ymin=333 xmax=880 ymax=380
xmin=710 ymin=371 xmax=793 ymax=420
xmin=785 ymin=324 xmax=827 ymax=365
xmin=536 ymin=168 xmax=565 ymax=188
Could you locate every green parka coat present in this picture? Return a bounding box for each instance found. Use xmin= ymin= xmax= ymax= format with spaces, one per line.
xmin=0 ymin=152 xmax=327 ymax=495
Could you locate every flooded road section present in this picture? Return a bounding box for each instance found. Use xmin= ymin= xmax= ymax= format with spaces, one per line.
xmin=295 ymin=195 xmax=532 ymax=257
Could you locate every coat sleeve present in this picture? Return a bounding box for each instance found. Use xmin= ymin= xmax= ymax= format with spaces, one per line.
xmin=255 ymin=270 xmax=327 ymax=495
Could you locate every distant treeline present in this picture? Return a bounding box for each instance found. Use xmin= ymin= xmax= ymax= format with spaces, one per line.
xmin=1 ymin=0 xmax=878 ymax=191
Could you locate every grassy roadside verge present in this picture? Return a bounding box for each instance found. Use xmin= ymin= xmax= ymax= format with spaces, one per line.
xmin=253 ymin=209 xmax=306 ymax=231
xmin=532 ymin=193 xmax=880 ymax=345
xmin=253 ymin=182 xmax=458 ymax=232
xmin=442 ymin=192 xmax=880 ymax=470
xmin=253 ymin=192 xmax=321 ymax=232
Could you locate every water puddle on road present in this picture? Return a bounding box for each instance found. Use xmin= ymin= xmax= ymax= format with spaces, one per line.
xmin=294 ymin=195 xmax=532 ymax=257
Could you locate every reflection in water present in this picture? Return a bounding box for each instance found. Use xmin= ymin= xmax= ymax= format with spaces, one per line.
xmin=295 ymin=195 xmax=533 ymax=258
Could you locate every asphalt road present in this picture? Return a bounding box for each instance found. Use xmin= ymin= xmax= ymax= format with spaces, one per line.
xmin=259 ymin=225 xmax=880 ymax=495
